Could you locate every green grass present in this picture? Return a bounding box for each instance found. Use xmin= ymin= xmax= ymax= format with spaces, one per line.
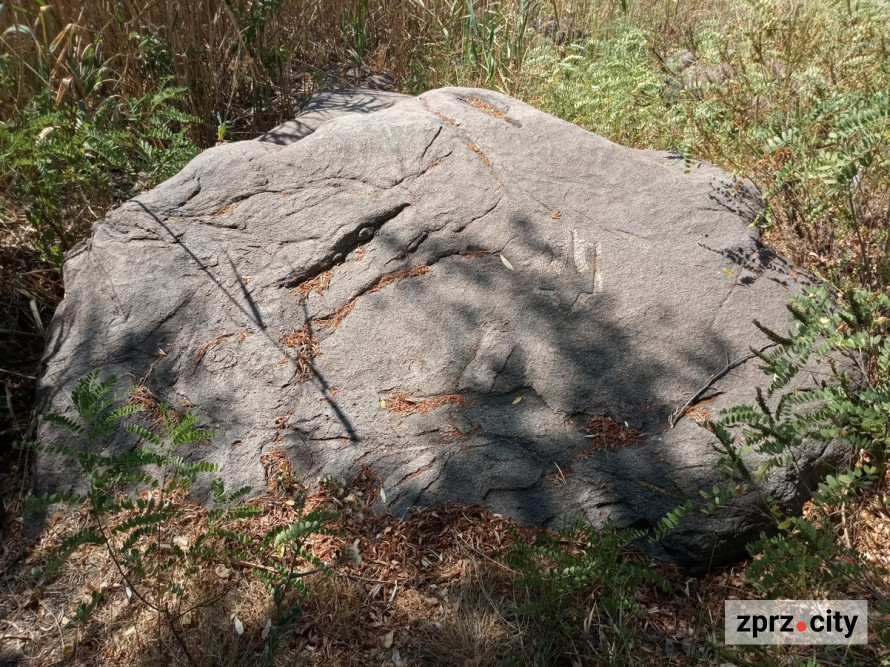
xmin=495 ymin=1 xmax=890 ymax=290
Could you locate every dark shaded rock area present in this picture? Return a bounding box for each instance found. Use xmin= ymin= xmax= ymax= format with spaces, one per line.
xmin=36 ymin=87 xmax=846 ymax=569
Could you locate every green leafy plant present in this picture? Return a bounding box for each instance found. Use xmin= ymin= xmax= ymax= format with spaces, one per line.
xmin=503 ymin=518 xmax=670 ymax=662
xmin=713 ymin=286 xmax=890 ymax=482
xmin=20 ymin=371 xmax=334 ymax=665
xmin=758 ymin=89 xmax=890 ymax=288
xmin=705 ymin=286 xmax=890 ymax=604
xmin=257 ymin=501 xmax=338 ymax=666
xmin=0 ymin=84 xmax=198 ymax=262
xmin=746 ymin=516 xmax=853 ymax=599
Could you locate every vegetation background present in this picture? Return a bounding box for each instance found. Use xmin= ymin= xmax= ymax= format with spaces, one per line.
xmin=1 ymin=0 xmax=889 ymax=664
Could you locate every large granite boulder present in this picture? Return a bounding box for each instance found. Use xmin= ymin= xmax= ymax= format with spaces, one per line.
xmin=36 ymin=87 xmax=845 ymax=568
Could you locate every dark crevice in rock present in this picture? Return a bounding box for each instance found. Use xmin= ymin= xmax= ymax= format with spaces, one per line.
xmin=394 ymin=456 xmax=439 ymax=487
xmin=420 ymin=124 xmax=443 ymax=163
xmin=406 ymin=230 xmax=429 ymax=253
xmin=414 ymin=247 xmax=492 ymax=270
xmin=452 ymin=193 xmax=504 ymax=233
xmin=277 ymin=201 xmax=411 ymax=289
xmin=180 ymin=172 xmax=202 ymax=209
xmin=453 ymin=338 xmax=483 ymax=389
xmin=417 ymin=454 xmax=450 ymax=494
xmin=707 ymin=281 xmax=739 ymax=331
xmin=481 ymin=471 xmax=545 ymax=501
xmin=381 ymin=194 xmax=502 ymax=268
xmin=312 ymin=265 xmax=433 ymax=331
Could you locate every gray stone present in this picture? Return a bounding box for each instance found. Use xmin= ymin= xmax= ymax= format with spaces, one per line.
xmin=35 ymin=87 xmax=847 ymax=569
xmin=257 ymin=88 xmax=411 ymax=145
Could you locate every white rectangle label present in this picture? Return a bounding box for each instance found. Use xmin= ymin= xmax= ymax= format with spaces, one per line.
xmin=725 ymin=600 xmax=867 ymax=645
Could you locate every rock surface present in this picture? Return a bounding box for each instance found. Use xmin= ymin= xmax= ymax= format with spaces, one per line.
xmin=36 ymin=87 xmax=845 ymax=568
xmin=258 ymin=88 xmax=411 ymax=145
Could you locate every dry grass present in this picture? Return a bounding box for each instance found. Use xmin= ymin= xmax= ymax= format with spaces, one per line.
xmin=123 ymin=385 xmax=174 ymax=431
xmin=303 ymin=573 xmax=365 ymax=633
xmin=410 ymin=573 xmax=519 ymax=666
xmin=382 ymin=392 xmax=467 ymax=416
xmin=854 ymin=466 xmax=890 ymax=579
xmin=278 ymin=325 xmax=321 ymax=381
xmin=0 ymin=0 xmax=460 ymax=142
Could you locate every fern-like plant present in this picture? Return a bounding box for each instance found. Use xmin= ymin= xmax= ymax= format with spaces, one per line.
xmin=256 ymin=500 xmax=338 ymax=666
xmin=706 ymin=286 xmax=890 ymax=605
xmin=20 ymin=371 xmax=335 ymax=665
xmin=503 ymin=518 xmax=672 ymax=663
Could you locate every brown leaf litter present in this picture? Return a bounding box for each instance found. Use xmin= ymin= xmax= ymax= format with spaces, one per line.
xmin=381 ymin=392 xmax=467 ymax=415
xmin=1 ymin=446 xmax=888 ymax=666
xmin=573 ymin=414 xmax=643 ymax=457
xmin=291 ymin=270 xmax=332 ymax=301
xmin=367 ymin=266 xmax=430 ymax=294
xmin=214 ymin=202 xmax=238 ymax=215
xmin=315 ymin=301 xmax=356 ymax=329
xmin=278 ymin=325 xmax=321 ymax=380
xmin=683 ymin=396 xmax=716 ymax=425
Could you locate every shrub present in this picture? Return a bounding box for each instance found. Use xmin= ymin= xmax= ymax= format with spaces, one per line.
xmin=705 ymin=286 xmax=890 ymax=649
xmin=0 ymin=86 xmax=198 ymax=262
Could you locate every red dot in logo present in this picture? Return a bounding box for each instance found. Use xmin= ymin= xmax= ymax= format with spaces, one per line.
xmin=797 ymin=621 xmax=807 ymax=632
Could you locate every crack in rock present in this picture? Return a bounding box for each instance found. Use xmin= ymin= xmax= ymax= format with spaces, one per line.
xmin=278 ymin=201 xmax=411 ymax=288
